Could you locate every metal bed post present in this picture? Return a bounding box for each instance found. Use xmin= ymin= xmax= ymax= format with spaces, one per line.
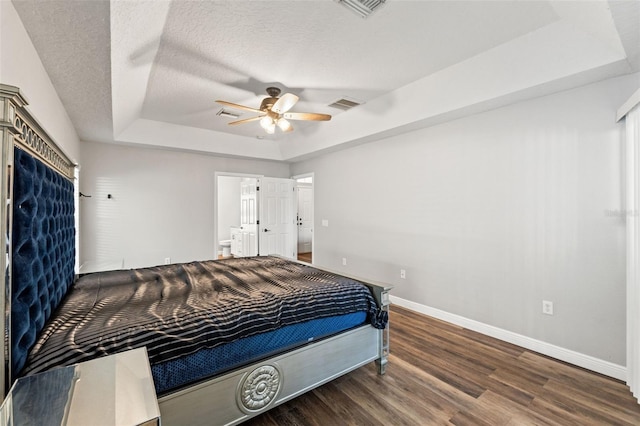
xmin=375 ymin=288 xmax=391 ymax=375
xmin=0 ymin=85 xmax=27 ymax=396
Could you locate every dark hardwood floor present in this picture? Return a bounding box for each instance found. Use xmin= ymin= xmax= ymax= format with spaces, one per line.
xmin=244 ymin=305 xmax=640 ymax=425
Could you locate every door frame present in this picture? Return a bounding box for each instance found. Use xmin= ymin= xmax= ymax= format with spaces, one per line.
xmin=292 ymin=172 xmax=314 ymax=264
xmin=215 ymin=172 xmax=312 ymax=261
xmin=214 ymin=172 xmax=262 ymax=259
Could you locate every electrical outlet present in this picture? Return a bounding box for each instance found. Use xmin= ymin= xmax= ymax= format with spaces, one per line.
xmin=400 ymin=269 xmax=406 ymax=279
xmin=542 ymin=300 xmax=553 ymax=315
xmin=322 ymin=219 xmax=329 ymax=227
xmin=342 ymin=257 xmax=347 ymax=266
xmin=164 ymin=257 xmax=171 ymax=265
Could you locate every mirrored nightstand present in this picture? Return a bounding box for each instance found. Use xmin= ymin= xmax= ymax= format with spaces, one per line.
xmin=0 ymin=347 xmax=160 ymax=426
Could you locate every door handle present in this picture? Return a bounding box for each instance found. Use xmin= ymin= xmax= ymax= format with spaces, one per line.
xmin=263 ymin=228 xmax=271 ymax=232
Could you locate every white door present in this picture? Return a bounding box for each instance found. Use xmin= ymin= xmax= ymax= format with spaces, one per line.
xmin=296 ymin=184 xmax=313 ymax=254
xmin=258 ymin=177 xmax=296 ymax=259
xmin=239 ymin=179 xmax=258 ymax=256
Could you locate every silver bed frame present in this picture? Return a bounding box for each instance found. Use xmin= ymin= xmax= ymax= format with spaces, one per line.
xmin=0 ymin=85 xmax=392 ymax=425
xmin=160 ymin=273 xmax=391 ymax=425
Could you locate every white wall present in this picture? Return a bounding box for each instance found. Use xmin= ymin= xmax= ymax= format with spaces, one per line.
xmin=79 ymin=141 xmax=289 ymax=269
xmin=0 ymin=1 xmax=80 ymax=162
xmin=292 ymin=74 xmax=639 ymax=367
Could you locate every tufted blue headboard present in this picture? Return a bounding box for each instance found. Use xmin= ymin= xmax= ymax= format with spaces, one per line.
xmin=11 ymin=146 xmax=76 ymax=376
xmin=0 ymin=84 xmax=77 ymax=391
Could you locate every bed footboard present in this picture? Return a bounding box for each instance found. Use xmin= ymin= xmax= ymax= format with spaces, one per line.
xmin=365 ymin=281 xmax=391 ymax=376
xmin=158 ymin=324 xmax=382 ymax=426
xmin=284 ymin=256 xmax=393 ymax=377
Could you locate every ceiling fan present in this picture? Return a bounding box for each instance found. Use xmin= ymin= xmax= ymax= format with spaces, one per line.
xmin=216 ymin=87 xmax=331 ymax=134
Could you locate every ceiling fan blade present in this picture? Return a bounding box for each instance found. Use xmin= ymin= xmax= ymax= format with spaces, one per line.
xmin=272 ymin=93 xmax=299 ymax=114
xmin=283 ymin=112 xmax=332 ymax=121
xmin=228 ymin=116 xmax=263 ymax=126
xmin=215 ymin=100 xmax=263 ymax=114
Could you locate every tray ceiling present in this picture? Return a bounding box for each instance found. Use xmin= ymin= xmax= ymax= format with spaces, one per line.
xmin=12 ymin=0 xmax=640 ymax=161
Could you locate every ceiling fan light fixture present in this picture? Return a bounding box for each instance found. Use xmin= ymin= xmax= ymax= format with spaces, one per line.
xmin=217 ymin=87 xmax=332 ymax=134
xmin=260 ymin=115 xmax=273 ymax=129
xmin=264 ymin=123 xmax=276 ymax=134
xmin=260 ymin=116 xmax=276 ymax=134
xmin=276 ymin=118 xmax=292 ymax=132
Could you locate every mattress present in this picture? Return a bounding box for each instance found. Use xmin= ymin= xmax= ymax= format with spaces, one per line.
xmin=21 ymin=256 xmax=386 ymax=393
xmin=152 ymin=311 xmax=367 ymax=395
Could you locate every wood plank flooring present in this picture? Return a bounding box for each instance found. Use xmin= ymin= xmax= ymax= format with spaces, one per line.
xmin=243 ymin=305 xmax=640 ymax=425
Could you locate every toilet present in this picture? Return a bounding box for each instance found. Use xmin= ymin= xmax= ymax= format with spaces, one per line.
xmin=219 ymin=240 xmax=232 ymax=258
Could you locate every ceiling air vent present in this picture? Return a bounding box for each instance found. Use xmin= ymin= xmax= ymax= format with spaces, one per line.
xmin=216 ymin=109 xmax=240 ymax=119
xmin=335 ymin=0 xmax=386 ymax=18
xmin=328 ymin=97 xmax=362 ymax=111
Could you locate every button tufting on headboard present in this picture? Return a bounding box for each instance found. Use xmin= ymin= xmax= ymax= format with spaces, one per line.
xmin=11 ymin=147 xmax=75 ymax=376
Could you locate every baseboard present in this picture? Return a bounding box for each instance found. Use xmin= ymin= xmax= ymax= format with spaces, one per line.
xmin=390 ymin=295 xmax=627 ymax=381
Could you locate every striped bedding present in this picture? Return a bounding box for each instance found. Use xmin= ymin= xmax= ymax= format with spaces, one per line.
xmin=21 ymin=256 xmax=385 ymax=379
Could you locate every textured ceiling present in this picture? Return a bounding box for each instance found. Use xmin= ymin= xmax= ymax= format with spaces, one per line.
xmin=11 ymin=0 xmax=640 ymax=161
xmin=140 ymin=1 xmax=556 ymax=137
xmin=12 ymin=0 xmax=113 ymax=143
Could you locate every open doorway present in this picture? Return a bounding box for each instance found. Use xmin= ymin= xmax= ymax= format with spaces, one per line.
xmin=216 ymin=174 xmax=259 ymax=259
xmin=294 ymin=174 xmax=314 ymax=264
xmin=215 ymin=172 xmax=310 ymax=262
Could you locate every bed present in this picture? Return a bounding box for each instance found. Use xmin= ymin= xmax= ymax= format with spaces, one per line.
xmin=0 ymin=84 xmax=391 ymax=425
